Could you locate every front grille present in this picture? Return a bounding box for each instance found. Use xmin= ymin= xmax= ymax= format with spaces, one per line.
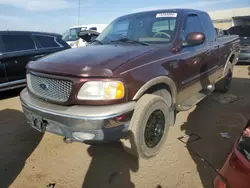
xmin=27 ymin=74 xmax=73 ymax=102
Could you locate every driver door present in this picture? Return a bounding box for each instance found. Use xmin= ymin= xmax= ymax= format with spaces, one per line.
xmin=178 ymin=14 xmax=210 ymax=100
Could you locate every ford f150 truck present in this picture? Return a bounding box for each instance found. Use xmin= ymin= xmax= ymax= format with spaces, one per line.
xmin=20 ymin=9 xmax=240 ymax=158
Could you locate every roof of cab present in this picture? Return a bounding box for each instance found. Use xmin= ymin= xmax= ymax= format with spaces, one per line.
xmin=119 ymin=8 xmax=208 ymax=18
xmin=0 ymin=30 xmax=61 ymax=37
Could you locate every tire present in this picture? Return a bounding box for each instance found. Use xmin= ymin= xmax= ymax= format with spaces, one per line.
xmin=152 ymin=89 xmax=176 ymax=125
xmin=215 ymin=70 xmax=233 ymax=93
xmin=121 ymin=91 xmax=173 ymax=159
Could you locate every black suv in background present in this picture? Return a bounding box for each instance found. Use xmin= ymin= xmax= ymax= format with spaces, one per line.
xmin=227 ymin=25 xmax=250 ymax=63
xmin=0 ymin=31 xmax=70 ymax=92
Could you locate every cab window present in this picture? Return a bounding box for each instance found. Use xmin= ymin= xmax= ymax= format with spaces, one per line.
xmin=152 ymin=19 xmax=176 ymax=32
xmin=200 ymin=13 xmax=217 ymax=42
xmin=2 ymin=34 xmax=36 ymax=52
xmin=33 ymin=35 xmax=60 ymax=48
xmin=183 ymin=15 xmax=204 ymax=38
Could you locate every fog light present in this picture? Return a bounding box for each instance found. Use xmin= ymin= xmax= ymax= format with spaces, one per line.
xmin=72 ymin=132 xmax=95 ymax=141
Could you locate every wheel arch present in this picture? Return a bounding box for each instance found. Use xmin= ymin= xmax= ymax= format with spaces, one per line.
xmin=223 ymin=51 xmax=237 ymax=77
xmin=133 ymin=76 xmax=177 ymax=104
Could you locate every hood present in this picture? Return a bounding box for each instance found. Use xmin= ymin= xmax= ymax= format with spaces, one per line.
xmin=27 ymin=44 xmax=153 ymax=77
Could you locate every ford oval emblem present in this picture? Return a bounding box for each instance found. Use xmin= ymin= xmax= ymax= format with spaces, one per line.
xmin=39 ymin=83 xmax=48 ymax=90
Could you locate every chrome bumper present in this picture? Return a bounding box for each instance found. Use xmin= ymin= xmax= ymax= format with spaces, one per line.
xmin=20 ymin=88 xmax=135 ymax=142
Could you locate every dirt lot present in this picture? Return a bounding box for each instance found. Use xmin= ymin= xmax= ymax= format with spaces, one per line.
xmin=0 ymin=65 xmax=250 ymax=188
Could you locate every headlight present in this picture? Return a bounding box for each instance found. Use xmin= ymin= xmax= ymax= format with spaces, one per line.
xmin=77 ymin=81 xmax=125 ymax=100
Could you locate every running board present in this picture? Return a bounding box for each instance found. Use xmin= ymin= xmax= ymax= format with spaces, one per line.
xmin=177 ymin=84 xmax=215 ymax=111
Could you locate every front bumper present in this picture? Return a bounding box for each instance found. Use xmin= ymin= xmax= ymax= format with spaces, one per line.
xmin=20 ymin=88 xmax=135 ymax=143
xmin=238 ymin=52 xmax=250 ymax=63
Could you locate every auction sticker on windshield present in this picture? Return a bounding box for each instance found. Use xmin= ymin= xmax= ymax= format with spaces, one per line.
xmin=156 ymin=13 xmax=177 ymax=18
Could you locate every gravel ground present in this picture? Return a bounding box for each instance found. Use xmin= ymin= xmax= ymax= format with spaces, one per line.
xmin=0 ymin=65 xmax=250 ymax=188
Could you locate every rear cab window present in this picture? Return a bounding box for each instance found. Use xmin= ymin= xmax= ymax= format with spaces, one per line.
xmin=2 ymin=34 xmax=36 ymax=53
xmin=33 ymin=35 xmax=60 ymax=48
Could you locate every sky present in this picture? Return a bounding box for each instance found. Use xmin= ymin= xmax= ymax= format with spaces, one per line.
xmin=0 ymin=0 xmax=249 ymax=34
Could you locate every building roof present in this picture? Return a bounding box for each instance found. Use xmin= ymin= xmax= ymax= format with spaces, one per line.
xmin=208 ymin=7 xmax=250 ymax=20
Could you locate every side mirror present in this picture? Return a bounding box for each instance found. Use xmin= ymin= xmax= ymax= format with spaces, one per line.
xmin=182 ymin=32 xmax=205 ymax=47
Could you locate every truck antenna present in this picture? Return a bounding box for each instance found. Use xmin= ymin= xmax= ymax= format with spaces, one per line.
xmin=78 ymin=0 xmax=81 ymax=26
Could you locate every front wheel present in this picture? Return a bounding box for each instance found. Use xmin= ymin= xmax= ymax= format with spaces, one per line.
xmin=121 ymin=93 xmax=173 ymax=159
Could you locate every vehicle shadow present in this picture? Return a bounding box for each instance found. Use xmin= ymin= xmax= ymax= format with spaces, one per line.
xmin=0 ymin=109 xmax=44 ymax=187
xmin=0 ymin=88 xmax=24 ymax=100
xmin=180 ymin=77 xmax=250 ymax=188
xmin=82 ymin=139 xmax=139 ymax=188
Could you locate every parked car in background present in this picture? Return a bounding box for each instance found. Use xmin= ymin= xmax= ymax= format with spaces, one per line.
xmin=20 ymin=9 xmax=239 ymax=159
xmin=227 ymin=25 xmax=250 ymax=63
xmin=62 ymin=24 xmax=107 ymax=48
xmin=0 ymin=31 xmax=70 ymax=92
xmin=70 ymin=30 xmax=101 ymax=48
xmin=213 ymin=119 xmax=250 ymax=188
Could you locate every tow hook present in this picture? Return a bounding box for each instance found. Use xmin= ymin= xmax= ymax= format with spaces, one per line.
xmin=40 ymin=120 xmax=47 ymax=132
xmin=33 ymin=118 xmax=47 ymax=133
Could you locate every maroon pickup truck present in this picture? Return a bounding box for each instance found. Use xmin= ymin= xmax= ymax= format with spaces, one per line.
xmin=20 ymin=9 xmax=240 ymax=158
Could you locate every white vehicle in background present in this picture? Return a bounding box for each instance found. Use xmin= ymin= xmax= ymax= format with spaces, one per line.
xmin=62 ymin=24 xmax=107 ymax=48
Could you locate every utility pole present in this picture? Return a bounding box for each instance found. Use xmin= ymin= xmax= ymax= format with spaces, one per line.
xmin=78 ymin=0 xmax=81 ymax=26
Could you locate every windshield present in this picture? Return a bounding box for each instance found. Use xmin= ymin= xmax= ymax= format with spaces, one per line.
xmin=62 ymin=27 xmax=87 ymax=42
xmin=228 ymin=26 xmax=250 ymax=37
xmin=96 ymin=12 xmax=178 ymax=45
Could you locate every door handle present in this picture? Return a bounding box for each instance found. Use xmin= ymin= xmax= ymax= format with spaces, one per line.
xmin=34 ymin=54 xmax=45 ymax=58
xmin=30 ymin=54 xmax=45 ymax=60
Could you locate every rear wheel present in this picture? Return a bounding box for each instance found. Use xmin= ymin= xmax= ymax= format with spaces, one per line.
xmin=121 ymin=90 xmax=173 ymax=159
xmin=215 ymin=70 xmax=233 ymax=93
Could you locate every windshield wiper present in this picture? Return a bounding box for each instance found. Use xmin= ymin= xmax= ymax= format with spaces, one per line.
xmin=110 ymin=38 xmax=149 ymax=46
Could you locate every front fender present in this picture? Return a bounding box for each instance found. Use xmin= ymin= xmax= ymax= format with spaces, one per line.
xmin=132 ymin=76 xmax=177 ymax=104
